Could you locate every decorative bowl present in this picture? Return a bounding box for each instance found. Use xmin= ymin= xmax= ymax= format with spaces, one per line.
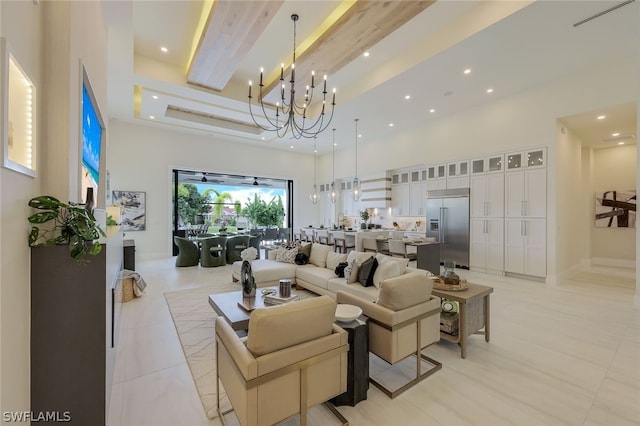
xmin=335 ymin=304 xmax=363 ymax=323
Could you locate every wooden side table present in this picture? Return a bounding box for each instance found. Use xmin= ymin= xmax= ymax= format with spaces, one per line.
xmin=431 ymin=283 xmax=494 ymax=358
xmin=331 ymin=318 xmax=369 ymax=406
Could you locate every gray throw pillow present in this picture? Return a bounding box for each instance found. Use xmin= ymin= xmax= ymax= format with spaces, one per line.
xmin=358 ymin=257 xmax=378 ymax=287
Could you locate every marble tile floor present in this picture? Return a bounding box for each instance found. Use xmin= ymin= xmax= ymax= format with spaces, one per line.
xmin=107 ymin=257 xmax=639 ymax=426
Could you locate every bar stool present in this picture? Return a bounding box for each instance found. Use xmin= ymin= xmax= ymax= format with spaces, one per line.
xmin=333 ymin=231 xmax=355 ymax=254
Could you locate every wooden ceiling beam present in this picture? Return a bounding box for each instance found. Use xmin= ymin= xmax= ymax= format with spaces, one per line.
xmin=187 ymin=1 xmax=284 ymax=91
xmin=261 ymin=1 xmax=435 ymax=104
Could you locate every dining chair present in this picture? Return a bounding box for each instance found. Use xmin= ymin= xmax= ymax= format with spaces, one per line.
xmin=173 ymin=236 xmax=200 ymax=267
xmin=200 ymin=236 xmax=226 ymax=267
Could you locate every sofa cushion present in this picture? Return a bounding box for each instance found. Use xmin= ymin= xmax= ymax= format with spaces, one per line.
xmin=376 ymin=272 xmax=433 ymax=311
xmin=232 ymin=260 xmax=297 ymax=285
xmin=376 ymin=253 xmax=409 ymax=275
xmin=295 ymin=266 xmax=336 ymax=290
xmin=372 ymin=260 xmax=400 ymax=288
xmin=246 ymin=296 xmax=336 ymax=357
xmin=309 ymin=243 xmax=331 ymax=268
xmin=358 ymin=256 xmax=378 ymax=287
xmin=326 ymin=251 xmax=347 ymax=271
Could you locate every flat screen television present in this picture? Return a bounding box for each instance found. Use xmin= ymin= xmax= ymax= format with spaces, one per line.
xmin=80 ymin=66 xmax=104 ymax=206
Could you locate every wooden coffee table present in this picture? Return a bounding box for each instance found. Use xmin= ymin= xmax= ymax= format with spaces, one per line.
xmin=431 ymin=283 xmax=493 ymax=359
xmin=209 ymin=286 xmax=292 ymax=331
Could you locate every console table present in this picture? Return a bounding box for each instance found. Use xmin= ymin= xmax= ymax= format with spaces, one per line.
xmin=431 ymin=283 xmax=493 ymax=358
xmin=331 ymin=318 xmax=369 ymax=406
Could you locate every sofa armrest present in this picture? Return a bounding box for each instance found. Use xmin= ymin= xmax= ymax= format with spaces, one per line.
xmin=215 ymin=317 xmax=258 ymax=380
xmin=267 ymin=249 xmax=278 ymax=260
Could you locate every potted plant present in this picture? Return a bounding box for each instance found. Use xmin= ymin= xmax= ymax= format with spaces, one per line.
xmin=27 ymin=195 xmax=106 ymax=262
xmin=359 ymin=210 xmax=370 ymax=229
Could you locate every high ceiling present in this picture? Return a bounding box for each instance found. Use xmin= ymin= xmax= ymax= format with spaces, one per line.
xmin=104 ymin=0 xmax=638 ymax=154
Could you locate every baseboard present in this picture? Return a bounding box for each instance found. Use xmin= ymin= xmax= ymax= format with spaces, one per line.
xmin=590 ymin=257 xmax=636 ymax=269
xmin=504 ymin=272 xmax=546 ymax=283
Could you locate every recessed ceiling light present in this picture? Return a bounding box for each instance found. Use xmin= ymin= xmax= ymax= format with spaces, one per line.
xmin=333 ymin=142 xmax=337 ymax=146
xmin=612 ymin=132 xmax=620 ymax=137
xmin=486 ymin=88 xmax=494 ymax=93
xmin=405 ymin=95 xmax=411 ymax=100
xmin=152 ymin=95 xmax=158 ymax=100
xmin=618 ymin=141 xmax=625 ymax=145
xmin=429 ymin=108 xmax=435 ymax=113
xmin=160 ymin=46 xmax=168 ymax=53
xmin=314 ymin=149 xmax=317 ymax=153
xmin=597 ymin=115 xmax=605 ymax=120
xmin=363 ymin=51 xmax=370 ymax=57
xmin=388 ymin=123 xmax=394 ymax=127
xmin=149 ymin=115 xmax=155 ymax=119
xmin=463 ymin=68 xmax=471 ymax=74
xmin=261 ymin=137 xmax=265 ymax=140
xmin=290 ymin=145 xmax=294 ymax=149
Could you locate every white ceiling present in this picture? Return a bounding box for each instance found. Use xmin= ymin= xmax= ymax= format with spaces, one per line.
xmin=104 ymin=0 xmax=638 ymax=154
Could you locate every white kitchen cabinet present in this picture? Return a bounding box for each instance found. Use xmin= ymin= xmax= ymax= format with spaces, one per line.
xmin=471 ymin=154 xmax=504 ymax=175
xmin=410 ymin=180 xmax=426 ymax=216
xmin=506 ymin=148 xmax=546 ymax=171
xmin=446 ymin=160 xmax=470 ymax=189
xmin=505 ymin=168 xmax=546 ymax=218
xmin=391 ymin=183 xmax=410 ymax=216
xmin=470 ymin=173 xmax=504 ymax=218
xmin=470 ymin=218 xmax=504 ymax=273
xmin=504 ymin=218 xmax=546 ymax=277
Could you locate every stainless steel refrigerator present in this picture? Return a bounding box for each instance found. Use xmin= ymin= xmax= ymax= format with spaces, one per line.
xmin=425 ymin=188 xmax=470 ymax=269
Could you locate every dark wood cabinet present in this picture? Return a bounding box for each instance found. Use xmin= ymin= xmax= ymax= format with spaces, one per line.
xmin=124 ymin=239 xmax=135 ymax=270
xmin=31 ymin=232 xmax=123 ymax=425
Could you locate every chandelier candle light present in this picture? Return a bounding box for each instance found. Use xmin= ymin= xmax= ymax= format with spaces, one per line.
xmin=330 ymin=128 xmax=336 ymax=204
xmin=310 ymin=137 xmax=319 ymax=204
xmin=248 ymin=14 xmax=336 ymax=139
xmin=352 ymin=118 xmax=360 ymax=202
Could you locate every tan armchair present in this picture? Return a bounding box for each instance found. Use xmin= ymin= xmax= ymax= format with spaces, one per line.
xmin=215 ymin=296 xmax=349 ymax=426
xmin=336 ymin=272 xmax=441 ymax=398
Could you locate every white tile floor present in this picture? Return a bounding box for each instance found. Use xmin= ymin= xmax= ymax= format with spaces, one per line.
xmin=108 ymin=257 xmax=639 ymax=426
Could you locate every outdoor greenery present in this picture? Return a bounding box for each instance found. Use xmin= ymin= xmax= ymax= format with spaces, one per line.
xmin=242 ymin=194 xmax=285 ymax=228
xmin=27 ymin=195 xmax=107 ymax=262
xmin=177 ymin=183 xmax=212 ymax=224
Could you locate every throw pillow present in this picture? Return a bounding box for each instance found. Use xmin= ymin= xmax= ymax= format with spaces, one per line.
xmin=372 ymin=260 xmax=401 ymax=288
xmin=275 ymin=246 xmax=298 ymax=264
xmin=309 ymin=243 xmax=331 ymax=268
xmin=294 ymin=253 xmax=309 ymax=265
xmin=344 ymin=259 xmax=362 ymax=284
xmin=326 ymin=251 xmax=347 ymax=270
xmin=376 ymin=253 xmax=409 ymax=274
xmin=334 ymin=261 xmax=349 ymax=278
xmin=298 ymin=242 xmax=312 ymax=258
xmin=358 ymin=257 xmax=379 ymax=287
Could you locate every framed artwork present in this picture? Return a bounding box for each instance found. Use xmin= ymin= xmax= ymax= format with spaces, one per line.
xmin=594 ymin=190 xmax=636 ymax=228
xmin=1 ymin=37 xmax=37 ymax=177
xmin=112 ymin=190 xmax=146 ymax=231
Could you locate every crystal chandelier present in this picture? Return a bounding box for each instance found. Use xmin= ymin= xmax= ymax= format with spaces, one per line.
xmin=310 ymin=137 xmax=319 ymax=204
xmin=329 ymin=128 xmax=336 ymax=204
xmin=352 ymin=119 xmax=360 ymax=202
xmin=248 ymin=14 xmax=336 ymax=139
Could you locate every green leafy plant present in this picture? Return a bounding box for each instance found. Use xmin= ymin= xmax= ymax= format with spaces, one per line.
xmin=27 ymin=195 xmax=107 ymax=262
xmin=360 ymin=210 xmax=370 ymax=223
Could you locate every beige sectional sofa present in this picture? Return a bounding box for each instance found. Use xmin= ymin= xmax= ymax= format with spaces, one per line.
xmin=232 ymin=242 xmax=433 ymax=301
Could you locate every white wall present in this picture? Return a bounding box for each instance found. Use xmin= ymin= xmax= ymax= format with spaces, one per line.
xmin=554 ymin=123 xmax=590 ymax=277
xmin=1 ymin=1 xmax=108 ymax=418
xmin=0 ymin=1 xmax=41 ymax=417
xmin=591 ymin=145 xmax=637 ymax=263
xmin=107 ymin=121 xmax=317 ymax=259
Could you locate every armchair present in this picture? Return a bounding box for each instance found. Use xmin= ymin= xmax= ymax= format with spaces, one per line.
xmin=336 ymin=272 xmax=441 ymax=398
xmin=226 ymin=235 xmax=250 ymax=264
xmin=173 ymin=236 xmax=200 ymax=267
xmin=200 ymin=236 xmax=227 ymax=267
xmin=215 ymin=296 xmax=349 ymax=426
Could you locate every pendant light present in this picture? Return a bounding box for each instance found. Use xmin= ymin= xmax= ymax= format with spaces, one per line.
xmin=310 ymin=137 xmax=319 ymax=204
xmin=329 ymin=128 xmax=336 ymax=204
xmin=352 ymin=118 xmax=360 ymax=202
